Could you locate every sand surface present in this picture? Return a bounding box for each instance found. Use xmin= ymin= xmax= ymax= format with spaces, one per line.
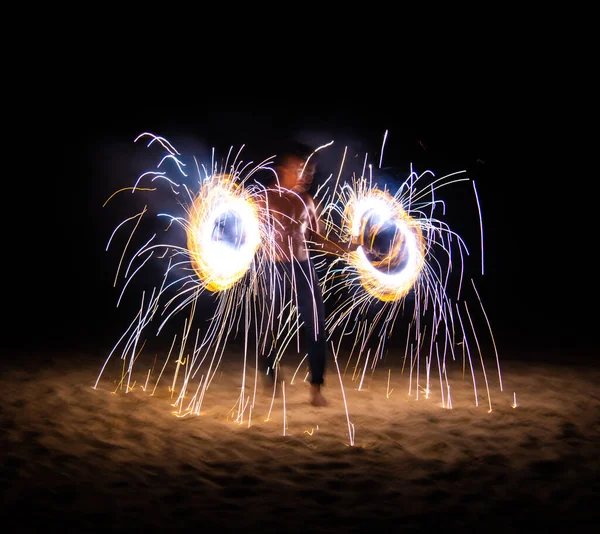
xmin=1 ymin=347 xmax=598 ymax=532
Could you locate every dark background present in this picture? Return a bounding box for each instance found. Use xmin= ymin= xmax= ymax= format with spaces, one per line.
xmin=8 ymin=106 xmax=593 ymax=364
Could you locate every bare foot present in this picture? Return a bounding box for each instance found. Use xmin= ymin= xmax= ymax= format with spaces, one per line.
xmin=310 ymin=384 xmax=328 ymax=407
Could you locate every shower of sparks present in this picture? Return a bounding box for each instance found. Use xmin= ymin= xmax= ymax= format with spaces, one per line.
xmin=312 ymin=145 xmax=503 ymax=412
xmin=96 ymin=130 xmax=506 ymax=438
xmin=95 ymin=133 xmax=284 ymax=422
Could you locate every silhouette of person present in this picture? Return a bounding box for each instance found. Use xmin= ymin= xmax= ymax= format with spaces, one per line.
xmin=258 ymin=141 xmax=358 ymax=406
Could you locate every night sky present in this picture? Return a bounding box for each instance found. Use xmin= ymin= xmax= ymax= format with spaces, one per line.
xmin=9 ymin=107 xmax=592 ymax=364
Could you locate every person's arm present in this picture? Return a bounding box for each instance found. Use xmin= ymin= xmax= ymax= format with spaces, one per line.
xmin=307 ymin=196 xmax=360 ymax=255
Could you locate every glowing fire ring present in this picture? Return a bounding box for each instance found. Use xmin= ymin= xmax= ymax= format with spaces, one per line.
xmin=186 ymin=175 xmax=261 ymax=292
xmin=346 ymin=188 xmax=425 ymax=302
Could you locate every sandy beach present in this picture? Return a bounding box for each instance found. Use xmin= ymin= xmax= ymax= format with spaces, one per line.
xmin=1 ymin=346 xmax=598 ymax=532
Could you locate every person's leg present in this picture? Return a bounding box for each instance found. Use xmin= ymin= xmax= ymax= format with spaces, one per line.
xmin=260 ymin=261 xmax=289 ymax=386
xmin=294 ymin=259 xmax=327 ymax=396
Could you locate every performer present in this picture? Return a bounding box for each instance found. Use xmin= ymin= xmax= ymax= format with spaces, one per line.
xmin=259 ymin=141 xmax=357 ymax=406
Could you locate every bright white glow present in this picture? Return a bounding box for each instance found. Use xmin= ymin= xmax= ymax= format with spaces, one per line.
xmin=187 ymin=177 xmax=261 ymax=292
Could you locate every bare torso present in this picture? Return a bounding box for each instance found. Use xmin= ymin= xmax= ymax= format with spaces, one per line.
xmin=264 ymin=187 xmax=318 ymax=262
